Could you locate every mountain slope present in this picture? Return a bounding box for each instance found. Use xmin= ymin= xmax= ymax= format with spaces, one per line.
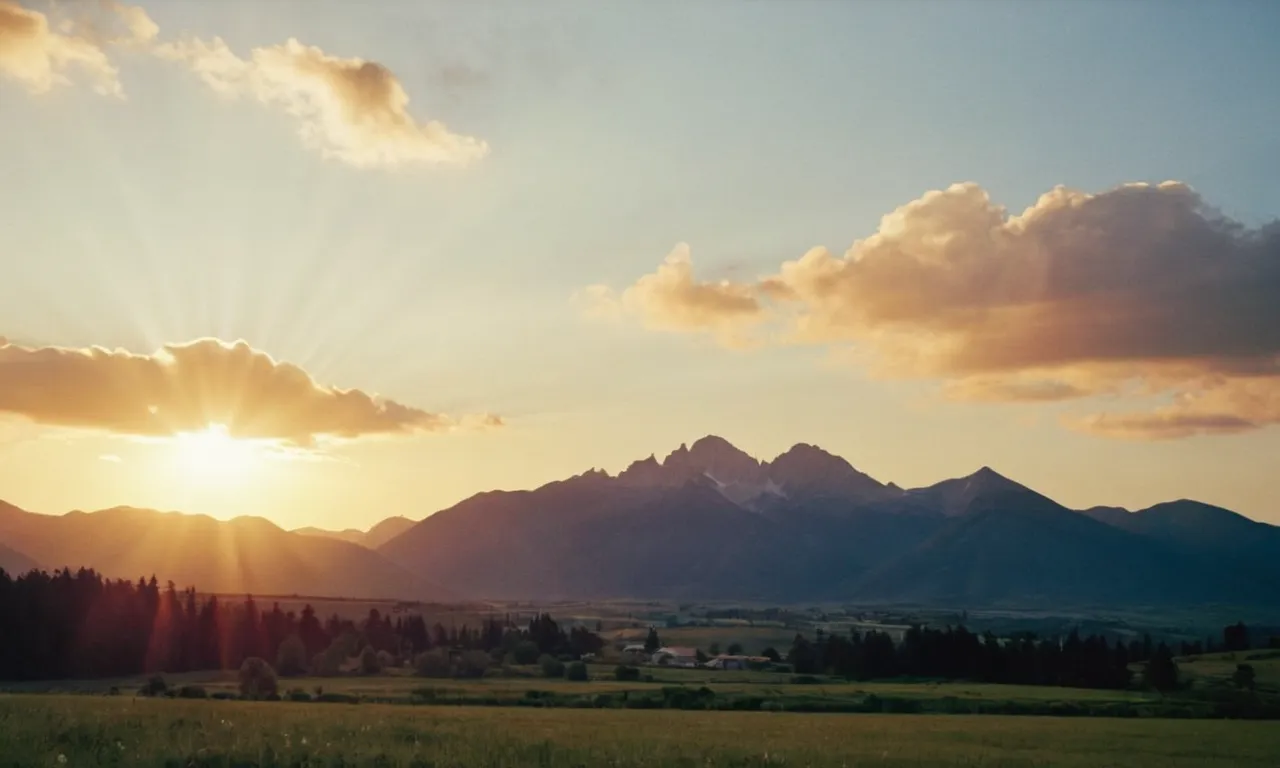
xmin=0 ymin=502 xmax=445 ymax=600
xmin=379 ymin=472 xmax=794 ymax=600
xmin=292 ymin=526 xmax=366 ymax=545
xmin=852 ymin=478 xmax=1260 ymax=606
xmin=1084 ymin=500 xmax=1280 ymax=587
xmin=292 ymin=516 xmax=416 ymax=549
xmin=0 ymin=541 xmax=38 ymax=575
xmin=363 ymin=516 xmax=416 ymax=549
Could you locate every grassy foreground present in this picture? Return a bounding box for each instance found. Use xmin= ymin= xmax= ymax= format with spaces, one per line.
xmin=4 ymin=694 xmax=1280 ymax=767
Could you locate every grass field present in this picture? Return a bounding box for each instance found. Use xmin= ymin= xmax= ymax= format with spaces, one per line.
xmin=4 ymin=694 xmax=1279 ymax=767
xmin=5 ymin=665 xmax=1163 ymax=705
xmin=1178 ymin=650 xmax=1280 ymax=693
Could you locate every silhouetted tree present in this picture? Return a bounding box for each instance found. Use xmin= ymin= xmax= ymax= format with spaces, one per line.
xmin=644 ymin=627 xmax=661 ymax=653
xmin=1143 ymin=643 xmax=1179 ymax=692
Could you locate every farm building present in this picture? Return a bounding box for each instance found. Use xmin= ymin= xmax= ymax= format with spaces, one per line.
xmin=652 ymin=647 xmax=699 ymax=667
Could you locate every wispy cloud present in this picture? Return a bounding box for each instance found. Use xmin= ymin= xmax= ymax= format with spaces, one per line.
xmin=153 ymin=36 xmax=488 ymax=169
xmin=1 ymin=1 xmax=488 ymax=169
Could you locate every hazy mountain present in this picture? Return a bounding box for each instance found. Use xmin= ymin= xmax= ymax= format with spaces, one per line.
xmin=0 ymin=541 xmax=38 ymax=575
xmin=291 ymin=516 xmax=415 ymax=549
xmin=379 ymin=437 xmax=1280 ymax=609
xmin=0 ymin=502 xmax=445 ymax=600
xmin=292 ymin=526 xmax=366 ymax=545
xmin=1083 ymin=500 xmax=1280 ymax=587
xmin=363 ymin=516 xmax=417 ymax=549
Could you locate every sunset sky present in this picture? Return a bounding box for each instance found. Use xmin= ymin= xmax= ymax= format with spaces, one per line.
xmin=2 ymin=0 xmax=1278 ymax=530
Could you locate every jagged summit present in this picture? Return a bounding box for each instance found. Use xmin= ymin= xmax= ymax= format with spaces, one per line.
xmin=611 ymin=436 xmax=893 ymax=506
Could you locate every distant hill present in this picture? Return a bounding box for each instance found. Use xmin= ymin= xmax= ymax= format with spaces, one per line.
xmin=1082 ymin=500 xmax=1280 ymax=589
xmin=293 ymin=516 xmax=416 ymax=550
xmin=0 ymin=502 xmax=447 ymax=600
xmin=377 ymin=436 xmax=1280 ymax=609
xmin=292 ymin=526 xmax=366 ymax=545
xmin=0 ymin=541 xmax=38 ymax=575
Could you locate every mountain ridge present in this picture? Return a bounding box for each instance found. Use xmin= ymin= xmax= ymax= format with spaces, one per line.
xmin=375 ymin=435 xmax=1280 ymax=609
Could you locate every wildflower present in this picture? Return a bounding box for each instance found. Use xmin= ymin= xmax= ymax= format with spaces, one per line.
xmin=56 ymin=756 xmax=67 ymax=765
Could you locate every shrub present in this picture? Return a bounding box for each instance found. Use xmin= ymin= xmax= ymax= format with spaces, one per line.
xmin=614 ymin=665 xmax=641 ymax=681
xmin=286 ymin=689 xmax=312 ymax=702
xmin=176 ymin=685 xmax=207 ymax=699
xmin=790 ymin=675 xmax=821 ymax=685
xmin=140 ymin=675 xmax=167 ymax=697
xmin=415 ymin=649 xmax=452 ymax=678
xmin=359 ymin=645 xmax=382 ymax=675
xmin=512 ymin=641 xmax=541 ymax=665
xmin=210 ymin=692 xmax=237 ymax=701
xmin=539 ymin=654 xmax=566 ymax=678
xmin=276 ymin=634 xmax=308 ymax=677
xmin=454 ymin=650 xmax=494 ymax=679
xmin=238 ymin=657 xmax=279 ymax=699
xmin=315 ymin=692 xmax=359 ymax=704
xmin=311 ymin=650 xmax=341 ymax=677
xmin=1234 ymin=664 xmax=1257 ymax=691
xmin=564 ymin=661 xmax=589 ymax=682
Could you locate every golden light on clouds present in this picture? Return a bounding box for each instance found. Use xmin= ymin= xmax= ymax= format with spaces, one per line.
xmin=153 ymin=37 xmax=489 ymax=169
xmin=0 ymin=0 xmax=122 ymax=95
xmin=588 ymin=181 xmax=1280 ymax=440
xmin=0 ymin=337 xmax=500 ymax=446
xmin=0 ymin=0 xmax=487 ymax=169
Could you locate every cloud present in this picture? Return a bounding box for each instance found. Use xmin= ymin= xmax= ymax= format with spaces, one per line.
xmin=583 ymin=244 xmax=767 ymax=346
xmin=98 ymin=454 xmax=122 ymax=463
xmin=154 ymin=35 xmax=488 ymax=169
xmin=594 ymin=182 xmax=1280 ymax=439
xmin=0 ymin=337 xmax=500 ymax=445
xmin=0 ymin=0 xmax=122 ymax=95
xmin=2 ymin=2 xmax=487 ymax=169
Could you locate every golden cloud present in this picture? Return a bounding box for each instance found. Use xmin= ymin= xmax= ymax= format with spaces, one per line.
xmin=154 ymin=36 xmax=488 ymax=169
xmin=0 ymin=338 xmax=499 ymax=445
xmin=2 ymin=1 xmax=486 ymax=169
xmin=594 ymin=182 xmax=1280 ymax=439
xmin=582 ymin=244 xmax=766 ymax=346
xmin=0 ymin=0 xmax=121 ymax=95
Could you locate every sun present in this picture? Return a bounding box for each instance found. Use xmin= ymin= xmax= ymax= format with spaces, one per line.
xmin=172 ymin=424 xmax=260 ymax=484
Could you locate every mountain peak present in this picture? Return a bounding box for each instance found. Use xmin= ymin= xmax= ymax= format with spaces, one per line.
xmin=767 ymin=443 xmax=888 ymax=501
xmin=667 ymin=435 xmax=762 ymax=480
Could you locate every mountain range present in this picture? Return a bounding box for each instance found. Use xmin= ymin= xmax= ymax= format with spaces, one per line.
xmin=0 ymin=500 xmax=445 ymax=600
xmin=2 ymin=436 xmax=1277 ymax=610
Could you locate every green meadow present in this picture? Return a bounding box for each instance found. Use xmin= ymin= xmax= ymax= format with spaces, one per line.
xmin=5 ymin=694 xmax=1280 ymax=768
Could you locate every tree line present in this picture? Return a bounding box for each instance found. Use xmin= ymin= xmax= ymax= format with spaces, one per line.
xmin=0 ymin=568 xmax=602 ymax=681
xmin=785 ymin=622 xmax=1265 ymax=692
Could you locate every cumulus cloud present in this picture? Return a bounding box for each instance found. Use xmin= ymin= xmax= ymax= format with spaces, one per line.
xmin=0 ymin=338 xmax=500 ymax=445
xmin=583 ymin=244 xmax=767 ymax=346
xmin=593 ymin=182 xmax=1280 ymax=439
xmin=153 ymin=35 xmax=488 ymax=169
xmin=0 ymin=0 xmax=122 ymax=95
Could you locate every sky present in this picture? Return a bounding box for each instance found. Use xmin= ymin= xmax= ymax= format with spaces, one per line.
xmin=2 ymin=0 xmax=1279 ymax=530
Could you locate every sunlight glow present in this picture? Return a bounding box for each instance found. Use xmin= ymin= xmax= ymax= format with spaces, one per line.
xmin=172 ymin=424 xmax=261 ymax=485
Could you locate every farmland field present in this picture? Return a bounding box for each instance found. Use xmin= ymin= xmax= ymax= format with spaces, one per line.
xmin=4 ymin=694 xmax=1280 ymax=767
